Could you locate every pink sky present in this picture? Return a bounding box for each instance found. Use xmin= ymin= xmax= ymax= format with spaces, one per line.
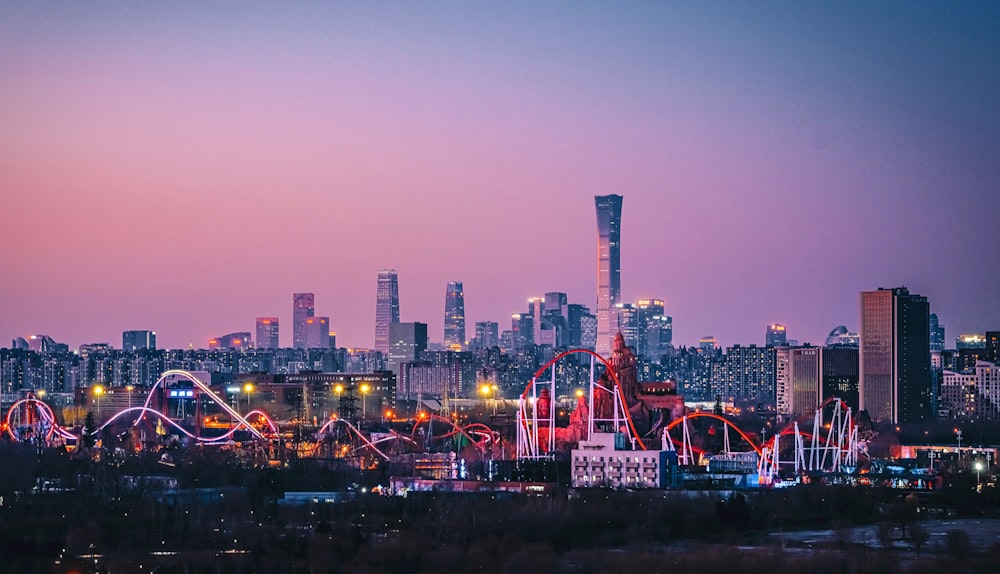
xmin=2 ymin=3 xmax=999 ymax=349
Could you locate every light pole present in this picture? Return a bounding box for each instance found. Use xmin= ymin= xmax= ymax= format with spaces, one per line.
xmin=359 ymin=383 xmax=371 ymax=423
xmin=125 ymin=385 xmax=135 ymax=409
xmin=975 ymin=461 xmax=985 ymax=492
xmin=92 ymin=384 xmax=104 ymax=420
xmin=243 ymin=383 xmax=254 ymax=411
xmin=333 ymin=384 xmax=344 ymax=419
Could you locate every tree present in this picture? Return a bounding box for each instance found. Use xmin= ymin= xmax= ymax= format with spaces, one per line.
xmin=82 ymin=411 xmax=97 ymax=449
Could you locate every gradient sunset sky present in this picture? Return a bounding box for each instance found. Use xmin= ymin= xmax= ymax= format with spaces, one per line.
xmin=2 ymin=2 xmax=999 ymax=350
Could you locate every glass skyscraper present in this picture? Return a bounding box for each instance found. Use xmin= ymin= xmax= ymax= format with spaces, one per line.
xmin=595 ymin=194 xmax=623 ymax=356
xmin=292 ymin=293 xmax=315 ymax=350
xmin=255 ymin=317 xmax=279 ymax=349
xmin=860 ymin=287 xmax=931 ymax=423
xmin=375 ymin=269 xmax=400 ymax=353
xmin=443 ymin=281 xmax=466 ymax=350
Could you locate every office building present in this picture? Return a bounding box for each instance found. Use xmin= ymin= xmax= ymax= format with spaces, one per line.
xmin=595 ymin=194 xmax=623 ymax=355
xmin=567 ymin=304 xmax=596 ymax=349
xmin=859 ymin=287 xmax=932 ymax=423
xmin=645 ymin=315 xmax=673 ymax=363
xmin=209 ymin=332 xmax=252 ymax=350
xmin=473 ymin=321 xmax=499 ymax=350
xmin=616 ymin=303 xmax=639 ymax=351
xmin=387 ymin=322 xmax=427 ymax=376
xmin=766 ymin=324 xmax=787 ymax=347
xmin=292 ymin=293 xmax=315 ymax=350
xmin=635 ymin=299 xmax=665 ymax=358
xmin=443 ymin=281 xmax=466 ymax=351
xmin=255 ymin=318 xmax=279 ymax=349
xmin=825 ymin=325 xmax=859 ymax=348
xmin=122 ymin=330 xmax=156 ymax=352
xmin=957 ymin=334 xmax=987 ymax=350
xmin=375 ymin=270 xmax=400 ymax=353
xmin=821 ymin=346 xmax=859 ymax=412
xmin=303 ymin=316 xmax=331 ymax=349
xmin=511 ymin=314 xmax=533 ymax=349
xmin=929 ymin=313 xmax=945 ymax=352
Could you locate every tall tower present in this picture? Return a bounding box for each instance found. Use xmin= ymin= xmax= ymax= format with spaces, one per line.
xmin=292 ymin=293 xmax=315 ymax=350
xmin=375 ymin=269 xmax=400 ymax=353
xmin=859 ymin=287 xmax=931 ymax=423
xmin=255 ymin=317 xmax=279 ymax=349
xmin=443 ymin=281 xmax=466 ymax=350
xmin=595 ymin=194 xmax=623 ymax=356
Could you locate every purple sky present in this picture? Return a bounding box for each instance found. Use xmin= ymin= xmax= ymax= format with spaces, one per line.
xmin=2 ymin=3 xmax=999 ymax=350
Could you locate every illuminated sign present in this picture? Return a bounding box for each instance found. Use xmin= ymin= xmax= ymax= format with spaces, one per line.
xmin=169 ymin=389 xmax=195 ymax=398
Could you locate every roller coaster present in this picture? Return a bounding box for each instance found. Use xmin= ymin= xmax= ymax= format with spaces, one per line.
xmin=6 ymin=356 xmax=869 ymax=486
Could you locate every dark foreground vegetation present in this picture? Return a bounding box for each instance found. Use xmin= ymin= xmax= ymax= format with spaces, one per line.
xmin=2 ymin=441 xmax=999 ymax=573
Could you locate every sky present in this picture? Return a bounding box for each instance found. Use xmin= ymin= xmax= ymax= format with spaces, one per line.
xmin=2 ymin=2 xmax=999 ymax=350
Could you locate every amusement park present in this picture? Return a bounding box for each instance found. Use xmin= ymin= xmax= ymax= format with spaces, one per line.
xmin=4 ymin=334 xmax=989 ymax=496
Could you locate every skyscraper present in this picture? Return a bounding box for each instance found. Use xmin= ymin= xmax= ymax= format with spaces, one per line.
xmin=474 ymin=321 xmax=499 ymax=350
xmin=929 ymin=313 xmax=945 ymax=352
xmin=255 ymin=318 xmax=279 ymax=349
xmin=387 ymin=322 xmax=428 ymax=377
xmin=766 ymin=324 xmax=787 ymax=347
xmin=595 ymin=194 xmax=623 ymax=356
xmin=122 ymin=330 xmax=156 ymax=351
xmin=443 ymin=281 xmax=466 ymax=350
xmin=616 ymin=303 xmax=638 ymax=350
xmin=375 ymin=269 xmax=400 ymax=353
xmin=636 ymin=299 xmax=665 ymax=357
xmin=292 ymin=293 xmax=315 ymax=350
xmin=859 ymin=287 xmax=932 ymax=423
xmin=304 ymin=316 xmax=331 ymax=349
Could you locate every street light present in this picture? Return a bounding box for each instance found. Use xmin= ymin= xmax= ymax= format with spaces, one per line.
xmin=480 ymin=383 xmax=499 ymax=416
xmin=125 ymin=385 xmax=135 ymax=409
xmin=93 ymin=385 xmax=105 ymax=419
xmin=359 ymin=383 xmax=371 ymax=421
xmin=243 ymin=383 xmax=254 ymax=410
xmin=975 ymin=461 xmax=985 ymax=491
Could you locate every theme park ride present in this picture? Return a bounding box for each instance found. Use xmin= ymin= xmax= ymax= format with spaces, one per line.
xmin=516 ymin=333 xmax=870 ymax=485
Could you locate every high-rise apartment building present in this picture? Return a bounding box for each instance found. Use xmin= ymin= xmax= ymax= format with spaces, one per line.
xmin=375 ymin=270 xmax=400 ymax=353
xmin=987 ymin=331 xmax=1000 ymax=363
xmin=859 ymin=287 xmax=932 ymax=423
xmin=122 ymin=330 xmax=156 ymax=352
xmin=766 ymin=324 xmax=787 ymax=347
xmin=595 ymin=194 xmax=623 ymax=356
xmin=255 ymin=318 xmax=279 ymax=349
xmin=292 ymin=293 xmax=315 ymax=350
xmin=443 ymin=281 xmax=466 ymax=350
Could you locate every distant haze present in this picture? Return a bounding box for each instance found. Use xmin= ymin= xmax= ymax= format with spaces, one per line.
xmin=2 ymin=3 xmax=999 ymax=349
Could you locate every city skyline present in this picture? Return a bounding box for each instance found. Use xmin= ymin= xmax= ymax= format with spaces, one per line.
xmin=2 ymin=3 xmax=999 ymax=350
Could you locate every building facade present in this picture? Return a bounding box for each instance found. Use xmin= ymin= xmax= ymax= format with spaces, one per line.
xmin=375 ymin=270 xmax=400 ymax=353
xmin=859 ymin=287 xmax=932 ymax=423
xmin=255 ymin=318 xmax=279 ymax=350
xmin=292 ymin=293 xmax=315 ymax=350
xmin=122 ymin=330 xmax=156 ymax=352
xmin=595 ymin=194 xmax=623 ymax=356
xmin=443 ymin=281 xmax=466 ymax=351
